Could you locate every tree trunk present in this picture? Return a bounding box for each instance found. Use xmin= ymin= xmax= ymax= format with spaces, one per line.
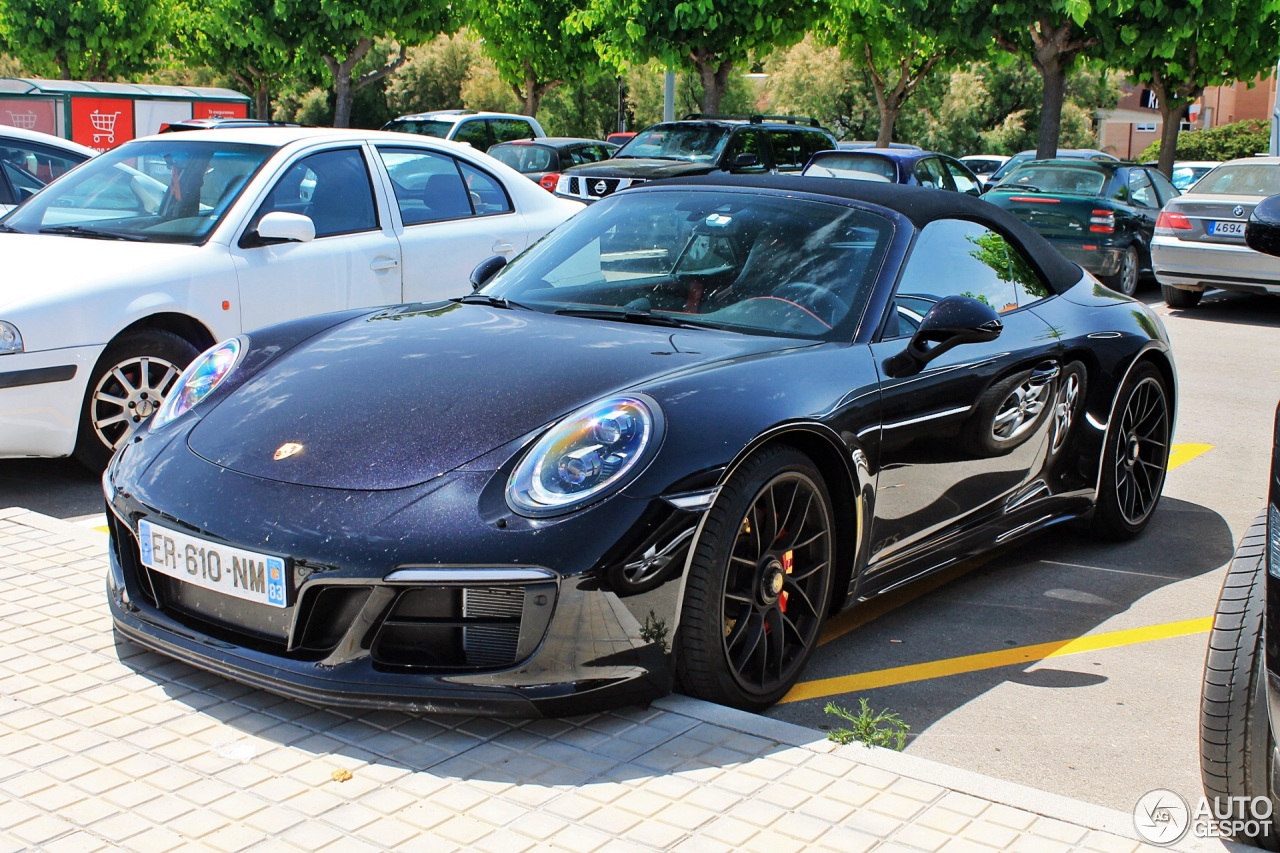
xmin=1034 ymin=52 xmax=1067 ymax=160
xmin=691 ymin=48 xmax=733 ymax=115
xmin=1155 ymin=100 xmax=1182 ymax=178
xmin=324 ymin=38 xmax=374 ymax=128
xmin=521 ymin=61 xmax=541 ymax=116
xmin=875 ymin=103 xmax=901 ymax=148
xmin=255 ymin=80 xmax=271 ymax=124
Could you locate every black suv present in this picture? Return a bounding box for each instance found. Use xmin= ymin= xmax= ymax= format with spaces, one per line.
xmin=552 ymin=114 xmax=837 ymax=202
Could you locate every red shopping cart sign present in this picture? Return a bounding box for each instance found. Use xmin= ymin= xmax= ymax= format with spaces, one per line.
xmin=71 ymin=97 xmax=134 ymax=151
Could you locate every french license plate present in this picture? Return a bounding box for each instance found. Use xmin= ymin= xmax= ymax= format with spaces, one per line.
xmin=1208 ymin=220 xmax=1246 ymax=236
xmin=138 ymin=519 xmax=288 ymax=608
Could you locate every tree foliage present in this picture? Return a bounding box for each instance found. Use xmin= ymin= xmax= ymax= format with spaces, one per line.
xmin=622 ymin=59 xmax=758 ymax=126
xmin=274 ymin=0 xmax=453 ymax=127
xmin=173 ymin=0 xmax=299 ymax=119
xmin=385 ymin=32 xmax=482 ymax=116
xmin=821 ymin=0 xmax=988 ymax=147
xmin=766 ymin=36 xmax=876 ymax=140
xmin=469 ymin=0 xmax=603 ymax=116
xmin=1137 ymin=119 xmax=1270 ymax=163
xmin=0 ymin=0 xmax=171 ymax=80
xmin=574 ymin=0 xmax=817 ymax=113
xmin=1106 ymin=0 xmax=1280 ymax=175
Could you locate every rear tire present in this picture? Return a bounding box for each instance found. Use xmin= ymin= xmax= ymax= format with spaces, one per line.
xmin=1104 ymin=245 xmax=1140 ymax=296
xmin=1091 ymin=361 xmax=1169 ymax=540
xmin=73 ymin=330 xmax=198 ymax=472
xmin=1201 ymin=513 xmax=1279 ymax=849
xmin=1163 ymin=284 xmax=1203 ymax=308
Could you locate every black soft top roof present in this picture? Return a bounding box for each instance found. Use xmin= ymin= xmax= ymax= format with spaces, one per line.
xmin=638 ymin=173 xmax=1085 ymax=295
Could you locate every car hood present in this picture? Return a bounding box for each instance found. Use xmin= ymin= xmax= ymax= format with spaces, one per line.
xmin=187 ymin=302 xmax=801 ymax=490
xmin=565 ymin=159 xmax=714 ymax=179
xmin=0 ymin=233 xmax=200 ymax=315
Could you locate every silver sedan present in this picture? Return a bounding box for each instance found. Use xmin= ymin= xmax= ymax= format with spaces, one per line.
xmin=1152 ymin=156 xmax=1280 ymax=308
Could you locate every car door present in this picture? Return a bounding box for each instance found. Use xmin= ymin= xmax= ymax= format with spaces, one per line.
xmin=1124 ymin=168 xmax=1161 ymax=251
xmin=231 ymin=145 xmax=403 ymax=332
xmin=373 ymin=144 xmax=530 ymax=303
xmin=863 ymin=218 xmax=1062 ymax=589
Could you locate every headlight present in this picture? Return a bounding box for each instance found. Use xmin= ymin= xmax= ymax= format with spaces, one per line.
xmin=0 ymin=321 xmax=22 ymax=354
xmin=151 ymin=337 xmax=244 ymax=428
xmin=507 ymin=395 xmax=662 ymax=517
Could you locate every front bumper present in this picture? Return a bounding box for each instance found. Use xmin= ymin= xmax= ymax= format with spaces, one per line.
xmin=0 ymin=344 xmax=100 ymax=457
xmin=105 ymin=438 xmax=703 ymax=717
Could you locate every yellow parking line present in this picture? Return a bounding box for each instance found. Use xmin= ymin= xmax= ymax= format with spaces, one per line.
xmin=1168 ymin=443 xmax=1213 ymax=471
xmin=781 ymin=616 xmax=1212 ymax=704
xmin=93 ymin=525 xmax=109 ymax=534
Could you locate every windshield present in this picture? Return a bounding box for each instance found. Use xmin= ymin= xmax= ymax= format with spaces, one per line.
xmin=479 ymin=189 xmax=892 ymax=341
xmin=382 ymin=119 xmax=454 ymax=138
xmin=1 ymin=140 xmax=273 ymax=244
xmin=990 ymin=164 xmax=1107 ymax=196
xmin=1193 ymin=164 xmax=1280 ymax=196
xmin=802 ymin=153 xmax=897 ymax=182
xmin=615 ymin=125 xmax=731 ymax=162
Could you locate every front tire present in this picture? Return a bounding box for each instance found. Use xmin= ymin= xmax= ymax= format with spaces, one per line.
xmin=73 ymin=330 xmax=199 ymax=472
xmin=675 ymin=445 xmax=835 ymax=710
xmin=1091 ymin=361 xmax=1170 ymax=540
xmin=1201 ymin=513 xmax=1279 ymax=849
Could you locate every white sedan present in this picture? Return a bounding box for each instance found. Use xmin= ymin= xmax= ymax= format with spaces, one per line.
xmin=0 ymin=125 xmax=97 ymax=213
xmin=0 ymin=127 xmax=582 ymax=468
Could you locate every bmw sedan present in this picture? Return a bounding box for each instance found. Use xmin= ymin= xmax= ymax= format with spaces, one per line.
xmin=1152 ymin=157 xmax=1280 ymax=308
xmin=106 ymin=175 xmax=1176 ymax=717
xmin=0 ymin=127 xmax=581 ymax=469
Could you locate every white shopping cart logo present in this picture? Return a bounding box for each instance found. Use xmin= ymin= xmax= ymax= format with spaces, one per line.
xmin=90 ymin=110 xmax=121 ymax=144
xmin=6 ymin=110 xmax=37 ymax=129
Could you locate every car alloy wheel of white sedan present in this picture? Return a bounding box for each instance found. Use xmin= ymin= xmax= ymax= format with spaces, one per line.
xmin=0 ymin=127 xmax=582 ymax=469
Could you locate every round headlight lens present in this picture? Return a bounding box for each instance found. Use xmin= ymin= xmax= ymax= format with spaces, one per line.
xmin=151 ymin=337 xmax=244 ymax=429
xmin=507 ymin=395 xmax=660 ymax=517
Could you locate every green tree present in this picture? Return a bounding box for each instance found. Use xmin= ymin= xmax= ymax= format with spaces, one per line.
xmin=275 ymin=0 xmax=453 ymax=127
xmin=538 ymin=75 xmax=622 ymax=138
xmin=1106 ymin=0 xmax=1280 ymax=176
xmin=469 ymin=0 xmax=603 ymax=117
xmin=822 ymin=0 xmax=988 ymax=147
xmin=573 ymin=0 xmax=817 ymax=114
xmin=621 ymin=60 xmax=757 ymax=126
xmin=985 ymin=0 xmax=1117 ymax=158
xmin=173 ymin=0 xmax=298 ymax=119
xmin=385 ymin=32 xmax=481 ymax=116
xmin=0 ymin=0 xmax=171 ymax=80
xmin=765 ymin=35 xmax=875 ymax=140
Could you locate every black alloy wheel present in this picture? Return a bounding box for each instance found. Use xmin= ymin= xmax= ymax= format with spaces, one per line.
xmin=1092 ymin=362 xmax=1169 ymax=539
xmin=676 ymin=445 xmax=835 ymax=710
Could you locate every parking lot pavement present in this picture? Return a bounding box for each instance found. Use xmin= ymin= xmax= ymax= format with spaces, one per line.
xmin=0 ymin=508 xmax=1240 ymax=852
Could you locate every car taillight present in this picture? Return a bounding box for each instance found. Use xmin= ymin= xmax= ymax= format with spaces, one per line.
xmin=1009 ymin=196 xmax=1059 ymax=203
xmin=1155 ymin=210 xmax=1193 ymax=232
xmin=539 ymin=173 xmax=560 ymax=192
xmin=1089 ymin=209 xmax=1115 ymax=234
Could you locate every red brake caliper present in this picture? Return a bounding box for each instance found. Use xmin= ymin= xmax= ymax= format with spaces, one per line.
xmin=780 ymin=550 xmax=793 ymax=613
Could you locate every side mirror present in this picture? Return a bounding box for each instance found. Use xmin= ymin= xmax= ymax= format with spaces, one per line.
xmin=251 ymin=211 xmax=315 ymax=246
xmin=732 ymin=153 xmax=759 ymax=169
xmin=470 ymin=255 xmax=507 ymax=290
xmin=884 ymin=295 xmax=1003 ymax=378
xmin=1246 ymin=194 xmax=1280 ymax=257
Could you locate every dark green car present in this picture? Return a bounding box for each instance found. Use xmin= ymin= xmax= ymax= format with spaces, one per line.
xmin=983 ymin=159 xmax=1180 ymax=295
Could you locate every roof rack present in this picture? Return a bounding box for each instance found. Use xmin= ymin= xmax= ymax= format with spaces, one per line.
xmin=681 ymin=113 xmax=822 ymax=128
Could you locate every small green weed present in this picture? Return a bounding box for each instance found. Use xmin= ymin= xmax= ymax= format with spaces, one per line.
xmin=824 ymin=699 xmax=910 ymax=750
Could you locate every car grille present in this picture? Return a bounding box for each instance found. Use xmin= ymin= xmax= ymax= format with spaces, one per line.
xmin=560 ymin=175 xmax=646 ymax=200
xmin=109 ymin=514 xmax=556 ymax=673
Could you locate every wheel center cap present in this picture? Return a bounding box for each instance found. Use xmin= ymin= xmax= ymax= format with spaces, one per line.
xmin=1126 ymin=436 xmax=1141 ymax=467
xmin=760 ymin=558 xmax=785 ymax=603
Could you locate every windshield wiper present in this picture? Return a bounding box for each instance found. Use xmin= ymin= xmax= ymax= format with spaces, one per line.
xmin=0 ymin=223 xmax=19 ymax=233
xmin=555 ymin=307 xmax=713 ymax=329
xmin=38 ymin=225 xmax=147 ymax=241
xmin=452 ymin=293 xmax=532 ymax=310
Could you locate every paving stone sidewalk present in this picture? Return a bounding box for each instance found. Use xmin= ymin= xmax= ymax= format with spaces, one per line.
xmin=0 ymin=507 xmax=1236 ymax=852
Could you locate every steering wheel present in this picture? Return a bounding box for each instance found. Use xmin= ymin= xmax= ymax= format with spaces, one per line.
xmin=774 ymin=282 xmax=847 ymax=327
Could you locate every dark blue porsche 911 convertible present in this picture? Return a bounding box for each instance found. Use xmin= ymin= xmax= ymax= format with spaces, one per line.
xmin=105 ymin=175 xmax=1176 ymax=717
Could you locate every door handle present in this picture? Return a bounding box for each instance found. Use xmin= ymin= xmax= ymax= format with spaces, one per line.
xmin=370 ymin=257 xmax=399 ymax=271
xmin=1029 ymin=363 xmax=1060 ymax=386
xmin=491 ymin=241 xmax=515 ymax=254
